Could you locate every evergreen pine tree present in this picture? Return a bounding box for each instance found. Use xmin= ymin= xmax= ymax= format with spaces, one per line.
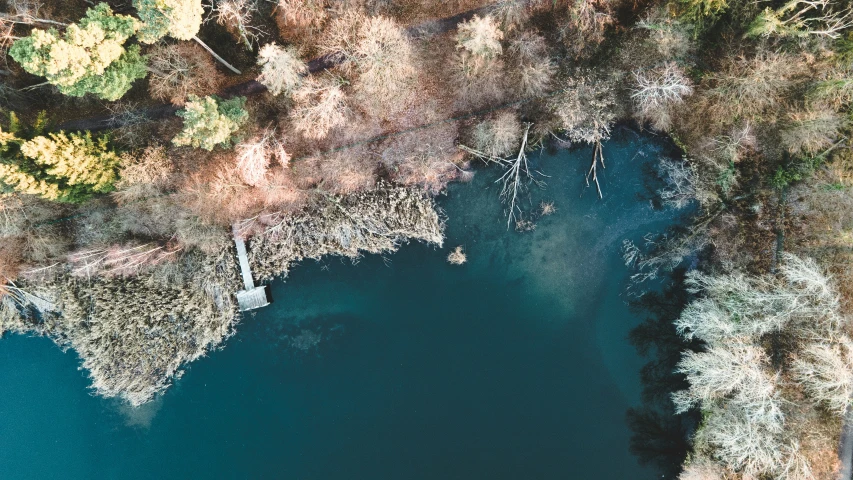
xmin=172 ymin=95 xmax=249 ymax=151
xmin=8 ymin=3 xmax=147 ymax=101
xmin=0 ymin=119 xmax=120 ymax=202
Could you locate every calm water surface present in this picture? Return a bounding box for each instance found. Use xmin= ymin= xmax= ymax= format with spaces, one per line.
xmin=0 ymin=131 xmax=681 ymax=479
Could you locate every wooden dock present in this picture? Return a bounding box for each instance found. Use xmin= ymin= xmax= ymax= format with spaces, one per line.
xmin=233 ymin=225 xmax=271 ymax=312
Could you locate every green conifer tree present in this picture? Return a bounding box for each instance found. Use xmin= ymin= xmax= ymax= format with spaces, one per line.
xmin=0 ymin=118 xmax=120 ymax=202
xmin=8 ymin=3 xmax=147 ymax=101
xmin=132 ymin=0 xmax=241 ymax=74
xmin=172 ymin=95 xmax=249 ymax=151
xmin=133 ymin=0 xmax=204 ymax=43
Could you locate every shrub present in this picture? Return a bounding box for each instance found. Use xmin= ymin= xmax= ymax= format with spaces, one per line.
xmin=447 ymin=246 xmax=467 ymax=265
xmin=470 ymin=112 xmax=522 ymax=158
xmin=456 ymin=15 xmax=504 ymax=74
xmin=172 ymin=95 xmax=249 ymax=151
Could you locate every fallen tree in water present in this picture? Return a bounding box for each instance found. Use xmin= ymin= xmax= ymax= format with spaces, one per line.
xmin=246 ymin=184 xmax=444 ymax=282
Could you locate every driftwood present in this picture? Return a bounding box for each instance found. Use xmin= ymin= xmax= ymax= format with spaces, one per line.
xmin=460 ymin=123 xmax=544 ymax=229
xmin=55 ymin=3 xmax=496 ymax=133
xmin=585 ymin=140 xmax=605 ymax=199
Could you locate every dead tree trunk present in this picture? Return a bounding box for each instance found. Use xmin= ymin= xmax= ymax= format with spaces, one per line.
xmin=585 ymin=140 xmax=605 ymax=199
xmin=193 ymin=36 xmax=242 ymax=75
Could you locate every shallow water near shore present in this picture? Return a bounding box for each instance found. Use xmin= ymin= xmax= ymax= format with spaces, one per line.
xmin=0 ymin=130 xmax=683 ymax=479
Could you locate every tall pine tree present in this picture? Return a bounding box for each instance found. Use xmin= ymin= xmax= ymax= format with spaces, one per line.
xmin=9 ymin=3 xmax=147 ymax=101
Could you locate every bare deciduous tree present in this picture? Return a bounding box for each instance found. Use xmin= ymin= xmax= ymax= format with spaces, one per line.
xmin=552 ymin=74 xmax=616 ymax=197
xmin=456 ymin=14 xmax=504 ymax=74
xmin=657 ymin=158 xmax=700 ymax=209
xmin=209 ymin=0 xmax=263 ymax=50
xmin=507 ymin=31 xmax=555 ymax=98
xmin=147 ymin=42 xmax=224 ymax=105
xmin=379 ymin=124 xmax=461 ymax=194
xmin=489 ymin=0 xmax=530 ymax=30
xmin=748 ymin=0 xmax=853 ymax=39
xmin=274 ymin=0 xmax=327 ymax=39
xmin=463 ymin=122 xmax=543 ymax=228
xmin=705 ymin=51 xmax=805 ymax=123
xmin=697 ymin=404 xmax=785 ymax=475
xmin=235 ymin=130 xmax=289 ymax=187
xmin=669 ymin=254 xmax=850 ymax=478
xmin=559 ymin=0 xmax=614 ymax=59
xmin=552 ymin=74 xmax=616 ymax=144
xmin=0 ymin=0 xmax=66 ymax=27
xmin=320 ymin=12 xmax=417 ymax=115
xmin=289 ymin=75 xmax=349 ymax=140
xmin=780 ymin=106 xmax=846 ymax=155
xmin=672 ymin=341 xmax=782 ymax=428
xmin=674 ymin=256 xmax=842 ymax=343
xmin=677 ymin=456 xmax=728 ymax=480
xmin=115 ymin=145 xmax=175 ymax=202
xmin=636 ymin=6 xmax=693 ymax=60
xmin=469 ymin=112 xmax=522 ymax=158
xmin=632 ymin=63 xmax=693 ymax=131
xmin=793 ymin=338 xmax=853 ymax=415
xmin=256 ymin=42 xmax=306 ymax=97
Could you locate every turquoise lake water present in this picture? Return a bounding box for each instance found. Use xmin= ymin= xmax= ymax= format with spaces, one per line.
xmin=0 ymin=130 xmax=682 ymax=479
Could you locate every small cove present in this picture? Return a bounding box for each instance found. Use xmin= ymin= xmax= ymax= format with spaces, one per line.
xmin=0 ymin=130 xmax=684 ymax=479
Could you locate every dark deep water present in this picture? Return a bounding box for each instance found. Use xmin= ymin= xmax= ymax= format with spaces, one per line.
xmin=0 ymin=130 xmax=684 ymax=479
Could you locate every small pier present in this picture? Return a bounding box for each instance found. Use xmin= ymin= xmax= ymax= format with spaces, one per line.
xmin=233 ymin=225 xmax=271 ymax=312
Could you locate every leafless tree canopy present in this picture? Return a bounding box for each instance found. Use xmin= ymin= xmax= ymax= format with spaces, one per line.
xmin=631 ymin=63 xmax=694 ymax=131
xmin=669 ymin=255 xmax=851 ymax=477
xmin=147 ymin=42 xmax=224 ymax=106
xmin=552 ymin=74 xmax=617 ymax=144
xmin=256 ymin=43 xmax=307 ymax=97
xmin=235 ymin=130 xmax=289 ymax=187
xmin=209 ymin=0 xmax=263 ymax=50
xmin=289 ymin=75 xmax=350 ymax=140
xmin=456 ymin=14 xmax=504 ymax=75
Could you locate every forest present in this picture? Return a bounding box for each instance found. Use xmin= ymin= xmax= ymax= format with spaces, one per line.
xmin=1 ymin=0 xmax=853 ymax=478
